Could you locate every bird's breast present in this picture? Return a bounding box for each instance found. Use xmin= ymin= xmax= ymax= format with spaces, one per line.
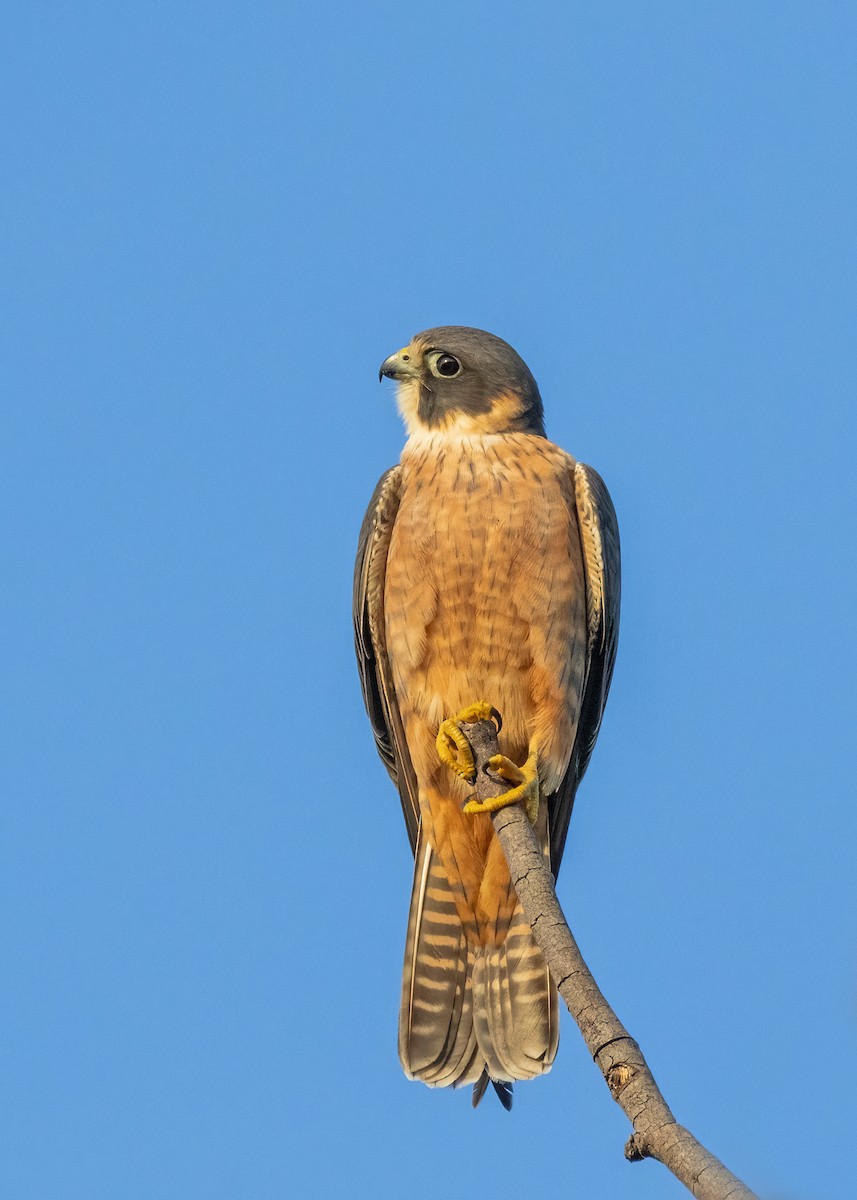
xmin=384 ymin=434 xmax=583 ymax=757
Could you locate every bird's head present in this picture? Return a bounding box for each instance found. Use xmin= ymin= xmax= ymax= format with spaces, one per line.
xmin=379 ymin=326 xmax=545 ymax=438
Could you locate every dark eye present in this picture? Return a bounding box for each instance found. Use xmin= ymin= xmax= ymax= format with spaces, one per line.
xmin=436 ymin=354 xmax=460 ymax=377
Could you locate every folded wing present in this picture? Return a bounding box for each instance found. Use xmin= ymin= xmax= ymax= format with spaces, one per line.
xmin=353 ymin=466 xmax=420 ymax=850
xmin=548 ymin=462 xmax=621 ymax=872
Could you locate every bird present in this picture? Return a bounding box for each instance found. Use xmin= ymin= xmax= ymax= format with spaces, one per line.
xmin=354 ymin=326 xmax=620 ymax=1108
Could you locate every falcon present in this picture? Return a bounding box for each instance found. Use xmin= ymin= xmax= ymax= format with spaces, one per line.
xmin=354 ymin=327 xmax=620 ymax=1108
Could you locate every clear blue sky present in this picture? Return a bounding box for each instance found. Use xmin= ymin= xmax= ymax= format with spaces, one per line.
xmin=2 ymin=3 xmax=855 ymax=1197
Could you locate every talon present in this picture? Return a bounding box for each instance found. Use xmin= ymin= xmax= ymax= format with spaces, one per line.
xmin=454 ymin=701 xmax=499 ymax=727
xmin=436 ymin=718 xmax=476 ymax=782
xmin=436 ymin=702 xmax=502 ymax=782
xmin=486 ymin=754 xmax=525 ymax=785
xmin=464 ymin=748 xmax=540 ymax=824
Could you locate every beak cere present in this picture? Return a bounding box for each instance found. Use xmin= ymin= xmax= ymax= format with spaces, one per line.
xmin=379 ymin=349 xmax=419 ymax=382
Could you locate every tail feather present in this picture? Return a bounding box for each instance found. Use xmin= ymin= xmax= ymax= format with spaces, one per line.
xmin=505 ymin=913 xmax=559 ymax=1064
xmin=471 ymin=931 xmax=557 ymax=1082
xmin=399 ymin=835 xmax=480 ymax=1086
xmin=400 ymin=837 xmax=558 ymax=1093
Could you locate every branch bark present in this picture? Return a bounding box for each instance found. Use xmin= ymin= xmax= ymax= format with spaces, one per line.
xmin=461 ymin=715 xmax=757 ymax=1200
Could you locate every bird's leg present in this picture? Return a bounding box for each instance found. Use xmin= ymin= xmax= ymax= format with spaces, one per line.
xmin=435 ymin=701 xmax=501 ymax=784
xmin=463 ymin=746 xmax=540 ymax=825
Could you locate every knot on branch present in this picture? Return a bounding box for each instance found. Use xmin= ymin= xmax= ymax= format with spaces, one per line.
xmin=606 ymin=1062 xmax=635 ymax=1096
xmin=624 ymin=1133 xmax=650 ymax=1163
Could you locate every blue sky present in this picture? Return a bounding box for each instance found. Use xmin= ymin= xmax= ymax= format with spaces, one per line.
xmin=2 ymin=3 xmax=855 ymax=1197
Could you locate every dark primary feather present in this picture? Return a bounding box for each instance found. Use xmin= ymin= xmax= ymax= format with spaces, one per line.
xmin=491 ymin=1080 xmax=514 ymax=1111
xmin=548 ymin=463 xmax=621 ymax=873
xmin=471 ymin=1071 xmax=514 ymax=1110
xmin=353 ymin=466 xmax=420 ymax=851
xmin=471 ymin=1071 xmax=490 ymax=1108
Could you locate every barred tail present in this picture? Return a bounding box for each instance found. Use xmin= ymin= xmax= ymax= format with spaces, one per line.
xmin=398 ymin=834 xmax=481 ymax=1087
xmin=471 ymin=911 xmax=558 ymax=1083
xmin=399 ymin=836 xmax=558 ymax=1092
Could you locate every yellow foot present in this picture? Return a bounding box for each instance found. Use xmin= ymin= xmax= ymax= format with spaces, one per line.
xmin=463 ymin=750 xmax=540 ymax=824
xmin=435 ymin=702 xmax=501 ymax=783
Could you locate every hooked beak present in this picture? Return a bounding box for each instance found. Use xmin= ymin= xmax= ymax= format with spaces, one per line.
xmin=379 ymin=348 xmax=419 ymax=382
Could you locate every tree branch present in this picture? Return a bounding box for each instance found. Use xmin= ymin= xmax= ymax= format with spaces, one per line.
xmin=460 ymin=715 xmax=757 ymax=1200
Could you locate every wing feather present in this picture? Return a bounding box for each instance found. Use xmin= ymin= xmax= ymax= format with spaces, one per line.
xmin=548 ymin=462 xmax=621 ymax=871
xmin=353 ymin=466 xmax=420 ymax=851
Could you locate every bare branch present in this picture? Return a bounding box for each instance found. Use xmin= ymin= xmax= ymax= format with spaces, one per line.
xmin=460 ymin=715 xmax=757 ymax=1200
